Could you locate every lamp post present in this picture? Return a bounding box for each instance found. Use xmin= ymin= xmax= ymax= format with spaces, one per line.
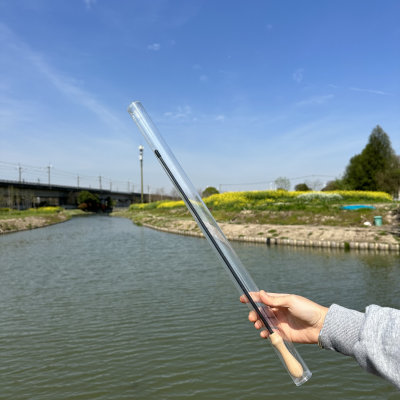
xmin=47 ymin=164 xmax=52 ymax=187
xmin=18 ymin=164 xmax=22 ymax=183
xmin=139 ymin=145 xmax=144 ymax=203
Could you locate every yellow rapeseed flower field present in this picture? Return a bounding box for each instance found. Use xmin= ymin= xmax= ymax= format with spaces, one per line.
xmin=28 ymin=206 xmax=63 ymax=213
xmin=129 ymin=189 xmax=392 ymax=211
xmin=156 ymin=200 xmax=185 ymax=209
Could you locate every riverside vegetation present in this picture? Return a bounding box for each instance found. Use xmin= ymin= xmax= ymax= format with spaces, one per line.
xmin=124 ymin=190 xmax=395 ymax=227
xmin=0 ymin=207 xmax=86 ymax=234
xmin=2 ymin=191 xmax=399 ymax=249
xmin=116 ymin=190 xmax=400 ymax=250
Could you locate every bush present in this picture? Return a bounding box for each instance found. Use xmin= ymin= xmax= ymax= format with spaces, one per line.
xmin=322 ymin=179 xmax=346 ymax=191
xmin=295 ymin=183 xmax=311 ymax=191
xmin=202 ymin=186 xmax=219 ymax=198
xmin=77 ymin=191 xmax=100 ymax=212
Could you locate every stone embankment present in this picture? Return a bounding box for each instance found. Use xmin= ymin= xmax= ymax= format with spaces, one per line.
xmin=140 ymin=219 xmax=400 ymax=253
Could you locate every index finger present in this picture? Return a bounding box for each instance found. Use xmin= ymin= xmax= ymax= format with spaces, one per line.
xmin=239 ymin=291 xmax=261 ymax=304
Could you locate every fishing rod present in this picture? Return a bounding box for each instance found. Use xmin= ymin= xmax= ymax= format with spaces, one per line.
xmin=127 ymin=101 xmax=311 ymax=386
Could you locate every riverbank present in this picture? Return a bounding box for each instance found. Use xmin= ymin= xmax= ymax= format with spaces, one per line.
xmin=0 ymin=208 xmax=87 ymax=234
xmin=113 ymin=207 xmax=400 ymax=252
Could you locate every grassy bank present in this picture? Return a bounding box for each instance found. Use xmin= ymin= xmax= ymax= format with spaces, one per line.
xmin=0 ymin=207 xmax=87 ymax=234
xmin=122 ymin=190 xmax=398 ymax=229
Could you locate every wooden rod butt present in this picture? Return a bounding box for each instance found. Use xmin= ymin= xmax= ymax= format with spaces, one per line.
xmin=269 ymin=332 xmax=304 ymax=378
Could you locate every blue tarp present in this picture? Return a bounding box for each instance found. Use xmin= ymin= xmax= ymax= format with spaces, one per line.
xmin=341 ymin=205 xmax=376 ymax=210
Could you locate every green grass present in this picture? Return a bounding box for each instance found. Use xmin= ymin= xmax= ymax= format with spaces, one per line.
xmin=0 ymin=206 xmax=62 ymax=219
xmin=123 ymin=189 xmax=398 ymax=228
xmin=0 ymin=207 xmax=87 ymax=231
xmin=122 ymin=206 xmax=390 ymax=228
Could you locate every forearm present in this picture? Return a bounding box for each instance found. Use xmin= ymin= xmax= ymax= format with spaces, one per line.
xmin=319 ymin=304 xmax=400 ymax=389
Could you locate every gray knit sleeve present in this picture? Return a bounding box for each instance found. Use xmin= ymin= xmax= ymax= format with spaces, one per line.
xmin=319 ymin=303 xmax=400 ymax=390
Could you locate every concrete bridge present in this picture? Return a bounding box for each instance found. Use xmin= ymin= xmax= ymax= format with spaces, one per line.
xmin=0 ymin=179 xmax=149 ymax=209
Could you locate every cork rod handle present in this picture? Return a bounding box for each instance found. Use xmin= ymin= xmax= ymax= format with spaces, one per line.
xmin=269 ymin=332 xmax=304 ymax=378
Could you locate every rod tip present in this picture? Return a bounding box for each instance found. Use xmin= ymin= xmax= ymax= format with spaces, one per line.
xmin=127 ymin=101 xmax=141 ymax=115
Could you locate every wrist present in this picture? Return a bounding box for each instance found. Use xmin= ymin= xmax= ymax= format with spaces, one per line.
xmin=315 ymin=306 xmax=329 ymax=345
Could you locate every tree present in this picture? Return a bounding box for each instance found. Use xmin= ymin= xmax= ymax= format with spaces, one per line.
xmin=322 ymin=179 xmax=346 ymax=191
xmin=169 ymin=187 xmax=180 ymax=199
xmin=343 ymin=125 xmax=399 ymax=194
xmin=375 ymin=156 xmax=400 ymax=196
xmin=274 ymin=176 xmax=291 ymax=191
xmin=77 ymin=190 xmax=100 ymax=212
xmin=202 ymin=186 xmax=219 ymax=198
xmin=305 ymin=179 xmax=323 ymax=191
xmin=294 ymin=183 xmax=311 ymax=191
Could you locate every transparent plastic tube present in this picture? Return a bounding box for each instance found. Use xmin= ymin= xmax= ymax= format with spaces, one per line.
xmin=128 ymin=101 xmax=312 ymax=386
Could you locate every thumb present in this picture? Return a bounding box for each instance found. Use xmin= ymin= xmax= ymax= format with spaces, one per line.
xmin=259 ymin=291 xmax=292 ymax=308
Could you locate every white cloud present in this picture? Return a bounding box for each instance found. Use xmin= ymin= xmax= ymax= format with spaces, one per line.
xmin=296 ymin=94 xmax=334 ymax=107
xmin=350 ymin=87 xmax=390 ymax=96
xmin=147 ymin=43 xmax=161 ymax=51
xmin=215 ymin=115 xmax=225 ymax=122
xmin=0 ymin=23 xmax=124 ymax=133
xmin=292 ymin=68 xmax=304 ymax=83
xmin=83 ymin=0 xmax=97 ymax=10
xmin=163 ymin=105 xmax=192 ymax=120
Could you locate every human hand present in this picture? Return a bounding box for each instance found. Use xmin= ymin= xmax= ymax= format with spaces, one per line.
xmin=240 ymin=291 xmax=328 ymax=344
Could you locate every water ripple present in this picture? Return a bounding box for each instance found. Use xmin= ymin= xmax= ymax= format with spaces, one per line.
xmin=0 ymin=216 xmax=399 ymax=399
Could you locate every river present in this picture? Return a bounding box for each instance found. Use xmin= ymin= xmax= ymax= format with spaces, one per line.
xmin=0 ymin=215 xmax=399 ymax=399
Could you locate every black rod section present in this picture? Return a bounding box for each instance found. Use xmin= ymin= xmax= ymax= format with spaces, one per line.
xmin=154 ymin=150 xmax=273 ymax=334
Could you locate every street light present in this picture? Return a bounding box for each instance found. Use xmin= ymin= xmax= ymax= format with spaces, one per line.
xmin=47 ymin=164 xmax=52 ymax=186
xmin=139 ymin=145 xmax=144 ymax=203
xmin=18 ymin=164 xmax=23 ymax=183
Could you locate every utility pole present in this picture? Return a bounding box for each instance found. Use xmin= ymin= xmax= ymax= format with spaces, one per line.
xmin=99 ymin=176 xmax=102 ymax=190
xmin=47 ymin=164 xmax=52 ymax=186
xmin=77 ymin=175 xmax=80 ymax=188
xmin=139 ymin=145 xmax=144 ymax=203
xmin=18 ymin=164 xmax=22 ymax=183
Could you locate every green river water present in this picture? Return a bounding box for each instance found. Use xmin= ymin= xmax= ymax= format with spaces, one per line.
xmin=0 ymin=215 xmax=399 ymax=399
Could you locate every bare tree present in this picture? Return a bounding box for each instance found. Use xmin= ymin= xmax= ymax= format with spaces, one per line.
xmin=274 ymin=176 xmax=291 ymax=191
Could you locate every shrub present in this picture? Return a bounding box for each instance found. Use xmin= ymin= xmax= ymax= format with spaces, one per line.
xmin=295 ymin=183 xmax=311 ymax=191
xmin=322 ymin=179 xmax=346 ymax=191
xmin=202 ymin=186 xmax=219 ymax=198
xmin=77 ymin=191 xmax=100 ymax=212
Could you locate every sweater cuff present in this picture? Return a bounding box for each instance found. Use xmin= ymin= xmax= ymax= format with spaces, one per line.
xmin=319 ymin=304 xmax=364 ymax=357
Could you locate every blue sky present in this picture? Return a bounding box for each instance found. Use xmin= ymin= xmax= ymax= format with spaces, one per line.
xmin=0 ymin=0 xmax=399 ymax=193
